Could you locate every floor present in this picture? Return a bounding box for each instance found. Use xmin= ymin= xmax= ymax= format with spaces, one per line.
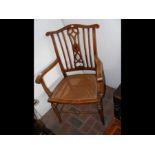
xmin=104 ymin=118 xmax=121 ymax=135
xmin=41 ymin=86 xmax=115 ymax=135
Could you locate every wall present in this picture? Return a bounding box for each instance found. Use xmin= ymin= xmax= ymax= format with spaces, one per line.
xmin=34 ymin=19 xmax=64 ymax=117
xmin=62 ymin=19 xmax=121 ymax=88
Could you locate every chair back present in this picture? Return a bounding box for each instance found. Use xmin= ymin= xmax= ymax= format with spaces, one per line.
xmin=46 ymin=24 xmax=99 ymax=75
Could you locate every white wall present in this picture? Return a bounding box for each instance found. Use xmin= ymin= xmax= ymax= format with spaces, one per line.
xmin=34 ymin=19 xmax=64 ymax=118
xmin=62 ymin=19 xmax=121 ymax=88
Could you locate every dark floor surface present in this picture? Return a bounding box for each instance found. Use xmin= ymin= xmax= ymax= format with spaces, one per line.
xmin=41 ymin=86 xmax=115 ymax=135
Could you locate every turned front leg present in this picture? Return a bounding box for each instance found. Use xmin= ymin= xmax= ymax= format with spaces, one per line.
xmin=97 ymin=98 xmax=105 ymax=125
xmin=51 ymin=103 xmax=62 ymax=123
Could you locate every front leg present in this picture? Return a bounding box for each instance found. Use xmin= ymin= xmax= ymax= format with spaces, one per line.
xmin=51 ymin=103 xmax=62 ymax=123
xmin=97 ymin=98 xmax=105 ymax=125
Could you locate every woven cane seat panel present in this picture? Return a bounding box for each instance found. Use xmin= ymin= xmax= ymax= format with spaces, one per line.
xmin=49 ymin=74 xmax=99 ymax=104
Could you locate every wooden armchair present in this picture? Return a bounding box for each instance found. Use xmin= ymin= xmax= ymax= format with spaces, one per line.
xmin=35 ymin=24 xmax=106 ymax=124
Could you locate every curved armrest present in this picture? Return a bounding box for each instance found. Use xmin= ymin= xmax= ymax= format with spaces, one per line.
xmin=95 ymin=57 xmax=104 ymax=82
xmin=36 ymin=59 xmax=58 ymax=84
xmin=35 ymin=59 xmax=58 ymax=96
xmin=95 ymin=57 xmax=105 ymax=96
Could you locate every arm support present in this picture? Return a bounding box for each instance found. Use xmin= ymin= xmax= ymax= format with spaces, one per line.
xmin=35 ymin=59 xmax=59 ymax=96
xmin=95 ymin=57 xmax=105 ymax=96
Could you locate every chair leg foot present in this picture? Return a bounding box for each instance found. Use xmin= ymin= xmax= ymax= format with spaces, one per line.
xmin=98 ymin=99 xmax=105 ymax=125
xmin=51 ymin=103 xmax=62 ymax=123
xmin=98 ymin=109 xmax=105 ymax=125
xmin=53 ymin=108 xmax=62 ymax=123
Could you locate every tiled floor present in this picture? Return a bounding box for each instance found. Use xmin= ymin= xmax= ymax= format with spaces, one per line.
xmin=41 ymin=86 xmax=115 ymax=135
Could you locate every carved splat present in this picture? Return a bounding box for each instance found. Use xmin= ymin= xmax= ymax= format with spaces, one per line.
xmin=46 ymin=24 xmax=99 ymax=71
xmin=67 ymin=26 xmax=84 ymax=68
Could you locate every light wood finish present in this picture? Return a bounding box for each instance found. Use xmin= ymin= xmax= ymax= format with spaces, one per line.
xmin=82 ymin=28 xmax=89 ymax=67
xmin=36 ymin=59 xmax=58 ymax=96
xmin=95 ymin=56 xmax=106 ymax=96
xmin=36 ymin=24 xmax=106 ymax=124
xmin=48 ymin=74 xmax=98 ymax=104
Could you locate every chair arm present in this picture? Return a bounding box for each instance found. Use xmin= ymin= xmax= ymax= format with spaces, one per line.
xmin=95 ymin=57 xmax=105 ymax=96
xmin=36 ymin=59 xmax=58 ymax=84
xmin=35 ymin=59 xmax=59 ymax=96
xmin=95 ymin=57 xmax=104 ymax=81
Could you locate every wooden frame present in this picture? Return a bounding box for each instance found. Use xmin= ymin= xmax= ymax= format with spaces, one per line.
xmin=35 ymin=24 xmax=106 ymax=125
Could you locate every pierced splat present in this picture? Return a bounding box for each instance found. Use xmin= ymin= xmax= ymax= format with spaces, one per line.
xmin=46 ymin=24 xmax=99 ymax=71
xmin=67 ymin=26 xmax=84 ymax=68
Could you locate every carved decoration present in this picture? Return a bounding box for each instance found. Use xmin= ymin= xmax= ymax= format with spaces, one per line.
xmin=67 ymin=26 xmax=84 ymax=68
